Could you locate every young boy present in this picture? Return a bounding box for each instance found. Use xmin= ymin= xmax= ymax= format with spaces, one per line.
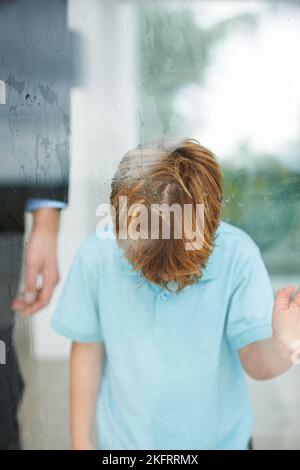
xmin=53 ymin=139 xmax=300 ymax=450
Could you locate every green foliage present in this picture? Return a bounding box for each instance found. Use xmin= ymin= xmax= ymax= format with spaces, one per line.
xmin=222 ymin=162 xmax=300 ymax=250
xmin=138 ymin=5 xmax=260 ymax=136
xmin=137 ymin=3 xmax=300 ymax=274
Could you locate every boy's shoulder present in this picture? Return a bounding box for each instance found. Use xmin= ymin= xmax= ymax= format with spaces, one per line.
xmin=75 ymin=228 xmax=118 ymax=268
xmin=205 ymin=222 xmax=261 ymax=282
xmin=216 ymin=221 xmax=260 ymax=258
xmin=217 ymin=221 xmax=257 ymax=243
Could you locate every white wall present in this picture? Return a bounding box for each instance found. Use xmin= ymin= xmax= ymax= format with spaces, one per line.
xmin=33 ymin=0 xmax=137 ymax=359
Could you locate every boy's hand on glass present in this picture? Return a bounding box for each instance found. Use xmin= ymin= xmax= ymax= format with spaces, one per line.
xmin=272 ymin=285 xmax=300 ymax=359
xmin=240 ymin=285 xmax=300 ymax=380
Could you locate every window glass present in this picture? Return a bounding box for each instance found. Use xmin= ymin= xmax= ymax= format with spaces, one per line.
xmin=137 ymin=0 xmax=300 ymax=277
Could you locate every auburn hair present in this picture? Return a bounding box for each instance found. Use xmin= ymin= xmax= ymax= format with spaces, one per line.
xmin=110 ymin=138 xmax=223 ymax=292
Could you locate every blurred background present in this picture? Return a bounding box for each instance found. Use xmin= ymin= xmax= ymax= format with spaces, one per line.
xmin=2 ymin=0 xmax=300 ymax=449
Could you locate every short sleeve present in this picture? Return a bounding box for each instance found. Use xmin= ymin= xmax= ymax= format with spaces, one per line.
xmin=226 ymin=246 xmax=274 ymax=351
xmin=52 ymin=248 xmax=103 ymax=343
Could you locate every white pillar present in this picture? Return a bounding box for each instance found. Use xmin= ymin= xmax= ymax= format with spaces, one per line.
xmin=0 ymin=80 xmax=5 ymax=104
xmin=34 ymin=0 xmax=137 ymax=359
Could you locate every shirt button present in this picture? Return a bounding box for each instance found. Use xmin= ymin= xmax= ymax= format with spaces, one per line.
xmin=161 ymin=291 xmax=170 ymax=300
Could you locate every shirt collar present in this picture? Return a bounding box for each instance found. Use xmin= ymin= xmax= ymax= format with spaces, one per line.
xmin=118 ymin=238 xmax=221 ymax=282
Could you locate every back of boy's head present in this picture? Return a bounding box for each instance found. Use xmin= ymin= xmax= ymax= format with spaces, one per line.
xmin=110 ymin=138 xmax=223 ymax=292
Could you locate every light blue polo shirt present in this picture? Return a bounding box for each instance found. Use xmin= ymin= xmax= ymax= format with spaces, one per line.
xmin=52 ymin=222 xmax=274 ymax=450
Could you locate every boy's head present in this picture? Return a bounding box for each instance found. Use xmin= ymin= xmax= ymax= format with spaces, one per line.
xmin=110 ymin=138 xmax=223 ymax=291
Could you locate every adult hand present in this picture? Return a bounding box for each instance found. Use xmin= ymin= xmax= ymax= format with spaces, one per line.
xmin=12 ymin=208 xmax=61 ymax=316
